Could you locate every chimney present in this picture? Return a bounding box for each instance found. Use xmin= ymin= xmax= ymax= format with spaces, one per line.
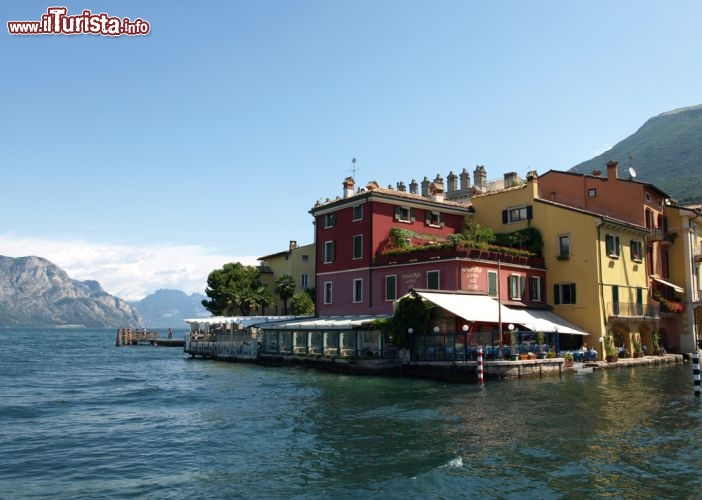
xmin=409 ymin=179 xmax=418 ymax=194
xmin=526 ymin=171 xmax=538 ymax=199
xmin=504 ymin=171 xmax=517 ymax=188
xmin=397 ymin=181 xmax=406 ymax=192
xmin=421 ymin=176 xmax=430 ymax=197
xmin=459 ymin=168 xmax=470 ymax=194
xmin=592 ymin=169 xmax=601 ymax=177
xmin=289 ymin=240 xmax=297 ymax=250
xmin=606 ymin=160 xmax=618 ymax=179
xmin=446 ymin=171 xmax=458 ymax=194
xmin=342 ymin=176 xmax=355 ymax=198
xmin=429 ymin=174 xmax=445 ymax=202
xmin=473 ymin=165 xmax=487 ymax=190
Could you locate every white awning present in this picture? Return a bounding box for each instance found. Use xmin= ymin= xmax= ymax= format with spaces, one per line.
xmin=504 ymin=307 xmax=589 ymax=336
xmin=652 ymin=277 xmax=684 ymax=293
xmin=184 ymin=316 xmax=299 ymax=328
xmin=257 ymin=315 xmax=391 ymax=330
xmin=409 ymin=290 xmax=509 ymax=323
xmin=406 ymin=290 xmax=589 ymax=335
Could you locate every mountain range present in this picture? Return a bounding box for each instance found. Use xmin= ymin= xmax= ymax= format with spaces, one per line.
xmin=0 ymin=255 xmax=142 ymax=329
xmin=129 ymin=289 xmax=209 ymax=328
xmin=570 ymin=104 xmax=702 ymax=204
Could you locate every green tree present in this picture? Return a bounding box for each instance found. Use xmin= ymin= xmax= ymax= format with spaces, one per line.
xmin=289 ymin=292 xmax=315 ymax=315
xmin=202 ymin=262 xmax=271 ymax=316
xmin=274 ymin=274 xmax=297 ymax=315
xmin=377 ymin=294 xmax=433 ymax=348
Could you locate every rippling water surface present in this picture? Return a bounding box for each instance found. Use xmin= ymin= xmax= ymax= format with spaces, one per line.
xmin=1 ymin=329 xmax=701 ymax=499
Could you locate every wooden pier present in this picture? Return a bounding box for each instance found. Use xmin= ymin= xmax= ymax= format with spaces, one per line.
xmin=115 ymin=328 xmax=160 ymax=346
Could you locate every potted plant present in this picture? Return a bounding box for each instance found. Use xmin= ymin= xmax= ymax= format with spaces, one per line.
xmin=604 ymin=335 xmax=618 ymax=362
xmin=652 ymin=330 xmax=665 ymax=356
xmin=633 ymin=339 xmax=644 ymax=358
xmin=536 ymin=331 xmax=546 ymax=358
xmin=563 ymin=351 xmax=574 ymax=367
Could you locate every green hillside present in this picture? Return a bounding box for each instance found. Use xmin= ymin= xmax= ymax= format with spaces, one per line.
xmin=570 ymin=104 xmax=702 ymax=204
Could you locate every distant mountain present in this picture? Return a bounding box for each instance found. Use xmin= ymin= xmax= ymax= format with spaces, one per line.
xmin=0 ymin=255 xmax=143 ymax=329
xmin=130 ymin=289 xmax=209 ymax=328
xmin=571 ymin=104 xmax=702 ymax=204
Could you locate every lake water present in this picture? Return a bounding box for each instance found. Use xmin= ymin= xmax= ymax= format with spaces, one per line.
xmin=1 ymin=329 xmax=701 ymax=499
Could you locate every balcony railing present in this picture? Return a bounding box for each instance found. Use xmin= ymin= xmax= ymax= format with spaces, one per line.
xmin=646 ymin=227 xmax=674 ymax=244
xmin=606 ymin=301 xmax=658 ymax=318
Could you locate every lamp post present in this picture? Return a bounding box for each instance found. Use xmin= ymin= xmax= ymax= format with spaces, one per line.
xmin=462 ymin=324 xmax=469 ymax=361
xmin=507 ymin=323 xmax=515 ymax=360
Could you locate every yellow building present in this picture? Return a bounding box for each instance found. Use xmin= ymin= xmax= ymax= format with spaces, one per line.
xmin=663 ymin=203 xmax=702 ymax=352
xmin=258 ymin=241 xmax=316 ymax=315
xmin=470 ymin=174 xmax=654 ymax=359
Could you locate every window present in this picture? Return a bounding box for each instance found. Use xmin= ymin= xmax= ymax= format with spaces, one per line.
xmin=323 ymin=240 xmax=335 ymax=263
xmin=323 ymin=282 xmax=333 ymax=304
xmin=645 ymin=192 xmax=651 ymax=202
xmin=630 ymin=240 xmax=643 ymax=262
xmin=612 ymin=285 xmax=620 ymax=315
xmin=353 ymin=279 xmax=363 ymax=303
xmin=587 ymin=188 xmax=597 ymax=198
xmin=324 ymin=213 xmax=336 ymax=228
xmin=301 ymin=254 xmax=309 ymax=262
xmin=508 ymin=274 xmax=526 ymax=300
xmin=636 ymin=287 xmax=644 ymax=315
xmin=353 ymin=204 xmax=363 ymax=221
xmin=300 ymin=273 xmax=308 ymax=289
xmin=558 ymin=235 xmax=570 ymax=258
xmin=502 ymin=205 xmax=533 ymax=224
xmin=487 ymin=271 xmax=497 ymax=297
xmin=425 ymin=210 xmax=443 ymax=227
xmin=427 ymin=270 xmax=440 ymax=290
xmin=353 ymin=234 xmax=363 ymax=259
xmin=554 ymin=283 xmax=576 ymax=305
xmin=606 ymin=234 xmax=620 ymax=258
xmin=529 ymin=276 xmax=542 ymax=302
xmin=394 ymin=205 xmax=414 ymax=223
xmin=385 ymin=275 xmax=397 ymax=301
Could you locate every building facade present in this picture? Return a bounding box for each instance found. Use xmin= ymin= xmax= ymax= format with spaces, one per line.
xmin=258 ymin=241 xmax=315 ymax=315
xmin=473 ymin=176 xmax=651 ymax=356
xmin=309 ymin=175 xmax=547 ymax=318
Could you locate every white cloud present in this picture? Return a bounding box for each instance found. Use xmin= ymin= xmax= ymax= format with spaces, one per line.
xmin=0 ymin=233 xmax=258 ymax=301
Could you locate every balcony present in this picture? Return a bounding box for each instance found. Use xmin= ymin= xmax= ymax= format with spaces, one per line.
xmin=646 ymin=227 xmax=675 ymax=245
xmin=374 ymin=244 xmax=545 ymax=268
xmin=606 ymin=301 xmax=658 ymax=319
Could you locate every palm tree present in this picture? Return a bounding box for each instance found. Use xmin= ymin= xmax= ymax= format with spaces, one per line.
xmin=275 ymin=274 xmax=297 ymax=315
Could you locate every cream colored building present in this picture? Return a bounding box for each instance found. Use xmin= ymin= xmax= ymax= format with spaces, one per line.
xmin=663 ymin=203 xmax=702 ymax=352
xmin=470 ymin=174 xmax=654 ymax=359
xmin=258 ymin=241 xmax=315 ymax=315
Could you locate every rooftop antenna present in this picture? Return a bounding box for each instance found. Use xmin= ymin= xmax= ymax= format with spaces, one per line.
xmin=627 ymin=154 xmax=637 ymax=179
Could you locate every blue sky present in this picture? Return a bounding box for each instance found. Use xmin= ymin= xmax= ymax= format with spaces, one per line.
xmin=2 ymin=1 xmax=701 ymax=300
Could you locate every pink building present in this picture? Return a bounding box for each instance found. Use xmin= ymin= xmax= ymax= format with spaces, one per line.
xmin=309 ymin=175 xmax=546 ymax=316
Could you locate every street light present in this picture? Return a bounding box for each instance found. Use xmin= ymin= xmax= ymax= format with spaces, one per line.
xmin=462 ymin=324 xmax=469 ymax=361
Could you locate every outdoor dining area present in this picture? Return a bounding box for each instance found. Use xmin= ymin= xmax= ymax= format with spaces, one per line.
xmin=410 ymin=327 xmax=564 ymax=362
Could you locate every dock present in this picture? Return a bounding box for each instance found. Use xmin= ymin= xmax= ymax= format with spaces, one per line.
xmin=115 ymin=328 xmax=160 ymax=346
